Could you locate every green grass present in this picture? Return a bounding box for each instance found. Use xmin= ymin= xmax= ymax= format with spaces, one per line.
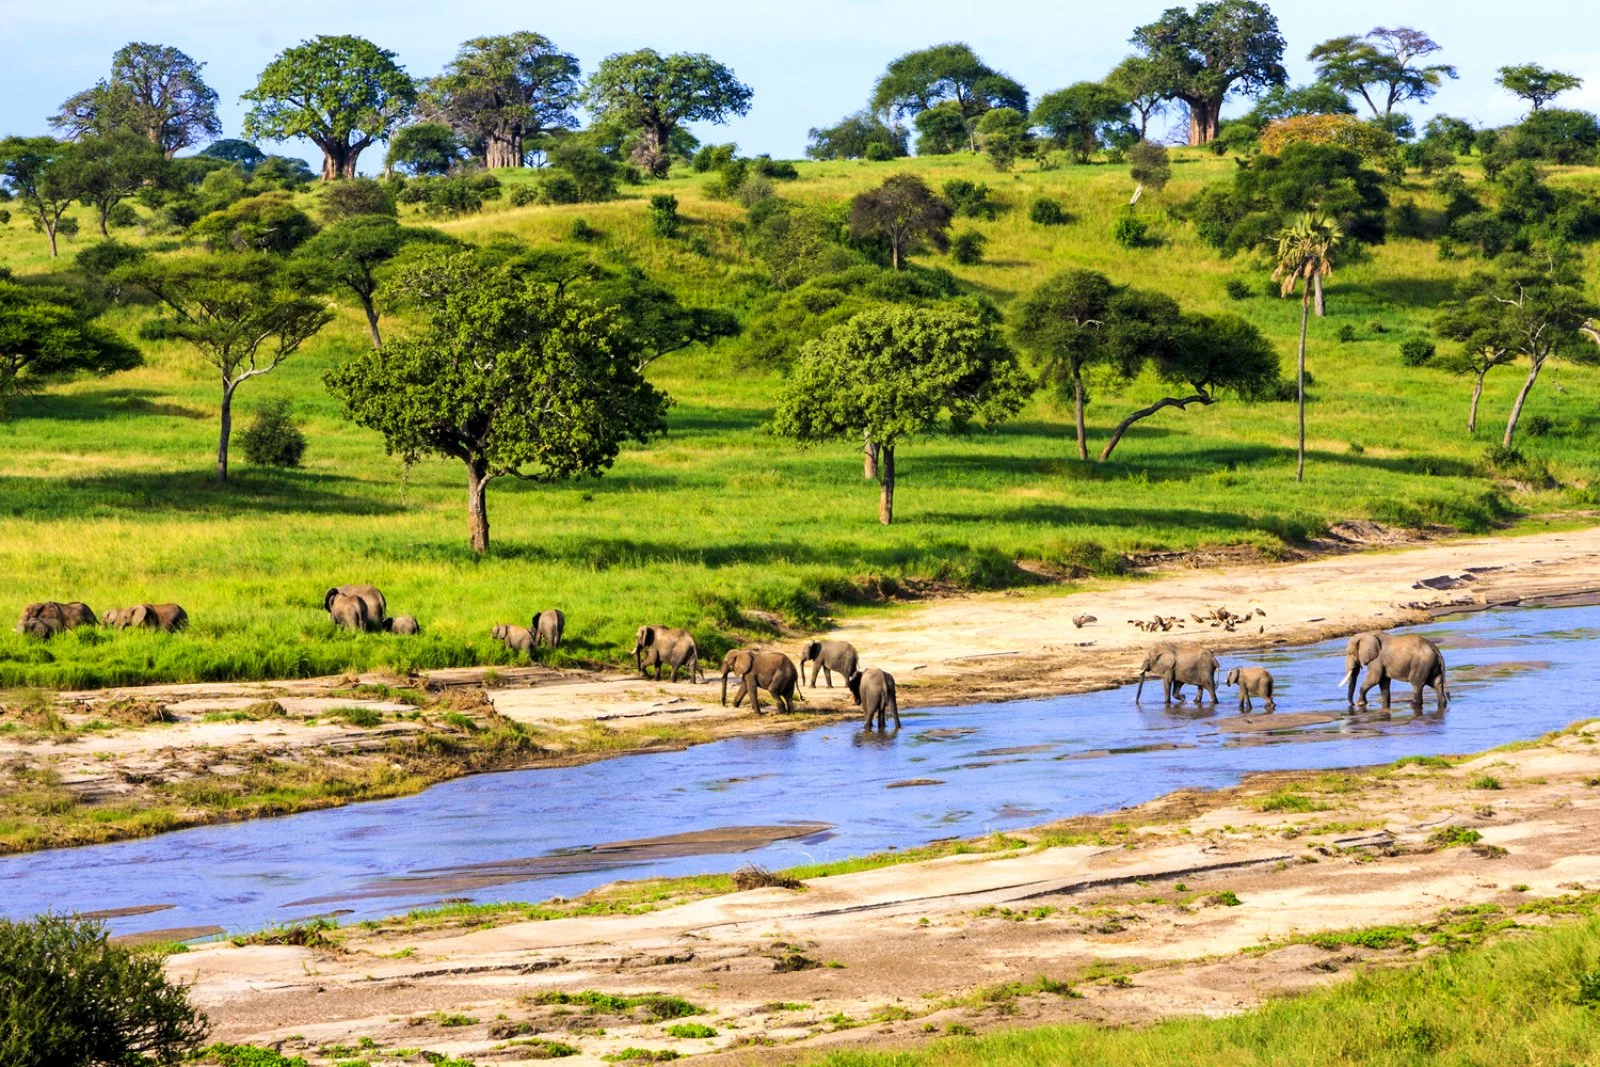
xmin=2 ymin=151 xmax=1598 ymax=687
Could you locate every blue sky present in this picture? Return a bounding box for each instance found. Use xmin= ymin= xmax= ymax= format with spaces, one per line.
xmin=3 ymin=0 xmax=1597 ymax=168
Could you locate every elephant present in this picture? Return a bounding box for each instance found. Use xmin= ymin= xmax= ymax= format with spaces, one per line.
xmin=328 ymin=593 xmax=370 ymax=632
xmin=720 ymin=649 xmax=800 ymax=714
xmin=531 ymin=610 xmax=565 ymax=650
xmin=1343 ymin=631 xmax=1447 ymax=711
xmin=384 ymin=614 xmax=420 ymax=635
xmin=1225 ymin=666 xmax=1276 ymax=712
xmin=20 ymin=617 xmax=62 ymax=640
xmin=799 ymin=640 xmax=859 ymax=691
xmin=634 ymin=625 xmax=704 ymax=683
xmin=1136 ymin=642 xmax=1220 ymax=704
xmin=18 ymin=601 xmax=97 ymax=633
xmin=492 ymin=624 xmax=536 ymax=658
xmin=323 ymin=585 xmax=386 ymax=632
xmin=849 ymin=668 xmax=900 ymax=729
xmin=106 ymin=604 xmax=188 ymax=632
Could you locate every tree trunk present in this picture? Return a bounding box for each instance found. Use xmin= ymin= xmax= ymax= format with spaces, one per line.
xmin=889 ymin=239 xmax=901 ymax=271
xmin=877 ymin=445 xmax=895 ymax=525
xmin=217 ymin=381 xmax=234 ymax=483
xmin=97 ymin=205 xmax=110 ymax=238
xmin=360 ymin=296 xmax=382 ymax=349
xmin=1296 ymin=292 xmax=1309 ymax=483
xmin=1100 ymin=394 xmax=1212 ymax=461
xmin=1503 ymin=356 xmax=1545 ymax=448
xmin=1187 ymin=99 xmax=1220 ymax=146
xmin=467 ymin=459 xmax=491 ymax=554
xmin=1313 ymin=274 xmax=1326 ymax=318
xmin=485 ymin=132 xmax=523 ymax=169
xmin=1468 ymin=369 xmax=1487 ymax=434
xmin=46 ymin=221 xmax=58 ymax=258
xmin=320 ymin=143 xmax=350 ymax=182
xmin=863 ymin=431 xmax=878 ymax=479
xmin=1072 ymin=368 xmax=1088 ymax=461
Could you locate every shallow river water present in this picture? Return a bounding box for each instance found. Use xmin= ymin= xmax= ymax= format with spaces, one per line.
xmin=4 ymin=604 xmax=1598 ymax=938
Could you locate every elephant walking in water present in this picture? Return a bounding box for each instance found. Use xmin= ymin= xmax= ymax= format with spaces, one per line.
xmin=1136 ymin=643 xmax=1220 ymax=704
xmin=1343 ymin=631 xmax=1447 ymax=711
xmin=849 ymin=668 xmax=899 ymax=729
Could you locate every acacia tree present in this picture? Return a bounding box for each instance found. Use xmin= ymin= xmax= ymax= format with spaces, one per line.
xmin=1434 ymin=301 xmax=1517 ymax=434
xmin=0 ymin=137 xmax=80 ymax=257
xmin=325 ymin=252 xmax=670 ymax=554
xmin=1496 ymin=63 xmax=1583 ymax=113
xmin=1031 ymin=82 xmax=1132 ymax=163
xmin=1308 ymin=27 xmax=1455 ymax=123
xmin=0 ymin=282 xmax=142 ymax=415
xmin=1272 ymin=212 xmax=1342 ymax=482
xmin=423 ymin=33 xmax=582 ymax=169
xmin=295 ymin=217 xmax=453 ymax=347
xmin=70 ymin=132 xmax=170 ymax=236
xmin=585 ymin=50 xmax=752 ymax=178
xmin=243 ymin=35 xmax=416 ymax=180
xmin=772 ymin=305 xmax=1030 ymax=524
xmin=1129 ymin=0 xmax=1287 ymax=145
xmin=849 ymin=174 xmax=952 ymax=270
xmin=1107 ymin=56 xmax=1169 ymax=138
xmin=51 ymin=42 xmax=221 ymax=157
xmin=870 ymin=43 xmax=1028 ymax=153
xmin=118 ymin=254 xmax=332 ymax=480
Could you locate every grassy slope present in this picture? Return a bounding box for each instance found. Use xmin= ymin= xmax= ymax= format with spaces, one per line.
xmin=1 ymin=151 xmax=1598 ymax=687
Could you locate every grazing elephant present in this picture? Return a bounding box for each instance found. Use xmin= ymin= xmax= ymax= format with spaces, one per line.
xmin=720 ymin=649 xmax=800 ymax=714
xmin=1225 ymin=667 xmax=1276 ymax=712
xmin=20 ymin=617 xmax=62 ymax=640
xmin=106 ymin=603 xmax=188 ymax=633
xmin=328 ymin=593 xmax=370 ymax=632
xmin=18 ymin=601 xmax=97 ymax=633
xmin=384 ymin=614 xmax=420 ymax=635
xmin=849 ymin=668 xmax=900 ymax=729
xmin=799 ymin=640 xmax=859 ymax=691
xmin=531 ymin=610 xmax=565 ymax=650
xmin=634 ymin=625 xmax=704 ymax=683
xmin=323 ymin=585 xmax=386 ymax=631
xmin=1343 ymin=631 xmax=1447 ymax=710
xmin=492 ymin=624 xmax=536 ymax=658
xmin=1136 ymin=643 xmax=1220 ymax=704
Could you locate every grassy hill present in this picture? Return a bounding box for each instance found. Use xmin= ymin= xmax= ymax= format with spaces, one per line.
xmin=1 ymin=149 xmax=1597 ymax=687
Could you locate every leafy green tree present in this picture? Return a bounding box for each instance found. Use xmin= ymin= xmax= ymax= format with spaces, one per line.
xmin=1193 ymin=142 xmax=1387 ymax=257
xmin=51 ymin=42 xmax=221 ymax=157
xmin=1496 ymin=63 xmax=1583 ymax=113
xmin=975 ymin=107 xmax=1030 ymax=170
xmin=1032 ymin=83 xmax=1133 ymax=163
xmin=325 ymin=251 xmax=670 ymax=553
xmin=585 ymin=50 xmax=752 ymax=178
xmin=1272 ymin=212 xmax=1343 ymax=481
xmin=1513 ymin=109 xmax=1600 ymax=164
xmin=0 ymin=136 xmax=80 ymax=257
xmin=200 ymin=139 xmax=267 ymax=169
xmin=70 ymin=132 xmax=171 ymax=235
xmin=0 ymin=916 xmax=208 ymax=1066
xmin=1434 ymin=294 xmax=1518 ymax=434
xmin=189 ymin=191 xmax=317 ymax=254
xmin=1128 ymin=140 xmax=1171 ymax=190
xmin=806 ymin=111 xmax=908 ymax=160
xmin=772 ymin=305 xmax=1030 ymax=524
xmin=118 ymin=253 xmax=333 ymax=480
xmin=1246 ymin=81 xmax=1357 ymax=123
xmin=1129 ymin=0 xmax=1287 ymax=145
xmin=0 ymin=282 xmax=141 ymax=415
xmin=1107 ymin=56 xmax=1170 ymax=139
xmin=295 ymin=216 xmax=450 ymax=346
xmin=318 ymin=177 xmax=396 ymax=223
xmin=912 ymin=102 xmax=972 ymax=155
xmin=243 ymin=35 xmax=416 ymax=180
xmin=1422 ymin=115 xmax=1477 ymax=155
xmin=1308 ymin=27 xmax=1455 ymax=123
xmin=741 ymin=265 xmax=970 ymax=364
xmin=849 ymin=174 xmax=952 ymax=270
xmin=422 ymin=33 xmax=582 ymax=168
xmin=870 ymin=43 xmax=1028 ymax=153
xmin=385 ymin=122 xmax=466 ymax=176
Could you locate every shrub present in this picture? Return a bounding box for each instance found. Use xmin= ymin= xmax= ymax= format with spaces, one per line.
xmin=508 ymin=184 xmax=538 ymax=207
xmin=1390 ymin=200 xmax=1430 ymax=239
xmin=864 ymin=142 xmax=894 ymax=162
xmin=238 ymin=398 xmax=307 ymax=468
xmin=1526 ymin=414 xmax=1554 ymax=437
xmin=1259 ymin=114 xmax=1397 ymax=160
xmin=568 ymin=218 xmax=600 ymax=242
xmin=1400 ymin=337 xmax=1436 ymax=366
xmin=1224 ymin=278 xmax=1253 ymax=300
xmin=649 ymin=194 xmax=680 ymax=238
xmin=0 ymin=915 xmax=209 ymax=1065
xmin=691 ymin=143 xmax=736 ymax=173
xmin=950 ymin=231 xmax=986 ymax=264
xmin=687 ymin=234 xmax=711 ymax=256
xmin=1127 ymin=140 xmax=1171 ymax=190
xmin=1110 ymin=209 xmax=1147 ymax=248
xmin=942 ymin=179 xmax=996 ymax=219
xmin=0 ymin=209 xmax=10 ymax=226
xmin=1337 ymin=323 xmax=1358 ymax=343
xmin=106 ymin=202 xmax=139 ymax=229
xmin=1030 ymin=198 xmax=1068 ymax=226
xmin=319 ymin=178 xmax=396 ymax=222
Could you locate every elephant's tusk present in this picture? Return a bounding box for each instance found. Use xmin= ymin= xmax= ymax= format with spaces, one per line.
xmin=1339 ymin=669 xmax=1353 ymax=689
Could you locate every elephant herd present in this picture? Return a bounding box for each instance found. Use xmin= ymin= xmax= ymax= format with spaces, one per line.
xmin=16 ymin=600 xmax=188 ymax=638
xmin=1136 ymin=630 xmax=1449 ymax=713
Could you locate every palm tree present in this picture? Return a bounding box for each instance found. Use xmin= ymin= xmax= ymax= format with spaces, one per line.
xmin=1273 ymin=213 xmax=1343 ymax=482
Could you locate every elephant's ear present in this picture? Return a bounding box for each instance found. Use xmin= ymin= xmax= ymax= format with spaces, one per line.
xmin=324 ymin=588 xmax=339 ymax=611
xmin=131 ymin=605 xmax=149 ymax=627
xmin=1358 ymin=634 xmax=1383 ymax=662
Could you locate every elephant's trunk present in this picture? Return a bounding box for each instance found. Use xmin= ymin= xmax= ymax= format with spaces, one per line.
xmin=1342 ymin=661 xmax=1357 ymax=703
xmin=720 ymin=670 xmax=729 ymax=706
xmin=1135 ymin=671 xmax=1146 ymax=702
xmin=635 ymin=645 xmax=642 ymax=674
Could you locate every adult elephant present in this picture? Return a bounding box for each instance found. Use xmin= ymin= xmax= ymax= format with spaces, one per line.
xmin=634 ymin=625 xmax=704 ymax=683
xmin=849 ymin=668 xmax=899 ymax=729
xmin=1136 ymin=643 xmax=1220 ymax=704
xmin=324 ymin=585 xmax=385 ymax=632
xmin=799 ymin=640 xmax=859 ymax=690
xmin=327 ymin=592 xmax=371 ymax=632
xmin=18 ymin=601 xmax=97 ymax=632
xmin=1343 ymin=631 xmax=1447 ymax=710
xmin=720 ymin=650 xmax=800 ymax=714
xmin=531 ymin=610 xmax=565 ymax=650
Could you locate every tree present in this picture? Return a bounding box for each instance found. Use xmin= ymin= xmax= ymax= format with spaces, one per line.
xmin=189 ymin=192 xmax=317 ymax=255
xmin=0 ymin=137 xmax=80 ymax=257
xmin=870 ymin=43 xmax=1028 ymax=152
xmin=1434 ymin=298 xmax=1518 ymax=434
xmin=200 ymin=139 xmax=267 ymax=169
xmin=423 ymin=33 xmax=582 ymax=169
xmin=585 ymin=50 xmax=752 ymax=178
xmin=975 ymin=107 xmax=1030 ymax=170
xmin=51 ymin=42 xmax=221 ymax=157
xmin=1102 ymin=311 xmax=1278 ymax=459
xmin=324 ymin=251 xmax=670 ymax=553
xmin=0 ymin=281 xmax=142 ymax=415
xmin=1032 ymin=82 xmax=1132 ymax=163
xmin=1128 ymin=140 xmax=1172 ymax=190
xmin=772 ymin=305 xmax=1030 ymax=524
xmin=1308 ymin=27 xmax=1456 ymax=122
xmin=806 ymin=111 xmax=908 ymax=160
xmin=1107 ymin=56 xmax=1170 ymax=139
xmin=849 ymin=174 xmax=952 ymax=270
xmin=1129 ymin=1 xmax=1287 ymax=145
xmin=118 ymin=253 xmax=333 ymax=480
xmin=1497 ymin=63 xmax=1583 ymax=113
xmin=242 ymin=35 xmax=416 ymax=180
xmin=1272 ymin=212 xmax=1342 ymax=482
xmin=69 ymin=132 xmax=170 ymax=236
xmin=385 ymin=122 xmax=466 ymax=176
xmin=0 ymin=915 xmax=209 ymax=1067
xmin=295 ymin=216 xmax=449 ymax=347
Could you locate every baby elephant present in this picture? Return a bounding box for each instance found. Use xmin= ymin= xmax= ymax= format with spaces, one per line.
xmin=491 ymin=624 xmax=536 ymax=659
xmin=849 ymin=668 xmax=899 ymax=730
xmin=799 ymin=639 xmax=859 ymax=691
xmin=720 ymin=649 xmax=800 ymax=714
xmin=19 ymin=617 xmax=63 ymax=640
xmin=384 ymin=614 xmax=420 ymax=635
xmin=104 ymin=604 xmax=189 ymax=632
xmin=1225 ymin=666 xmax=1276 ymax=712
xmin=531 ymin=609 xmax=565 ymax=650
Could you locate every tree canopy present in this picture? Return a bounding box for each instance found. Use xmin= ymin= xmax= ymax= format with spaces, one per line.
xmin=1107 ymin=56 xmax=1170 ymax=139
xmin=849 ymin=174 xmax=952 ymax=270
xmin=295 ymin=216 xmax=453 ymax=347
xmin=242 ymin=35 xmax=416 ymax=180
xmin=0 ymin=136 xmax=80 ymax=257
xmin=870 ymin=43 xmax=1027 ymax=153
xmin=51 ymin=42 xmax=221 ymax=157
xmin=422 ymin=33 xmax=582 ymax=168
xmin=385 ymin=122 xmax=467 ymax=176
xmin=1129 ymin=0 xmax=1288 ymax=145
xmin=1308 ymin=27 xmax=1456 ymax=122
xmin=806 ymin=111 xmax=908 ymax=160
xmin=1031 ymin=82 xmax=1133 ymax=163
xmin=1496 ymin=63 xmax=1583 ymax=113
xmin=0 ymin=281 xmax=142 ymax=415
xmin=585 ymin=50 xmax=752 ymax=177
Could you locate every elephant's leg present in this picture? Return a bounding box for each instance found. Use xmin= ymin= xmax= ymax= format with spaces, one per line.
xmin=824 ymin=666 xmax=833 ymax=688
xmin=1409 ymin=678 xmax=1425 ymax=711
xmin=1379 ymin=676 xmax=1392 ymax=710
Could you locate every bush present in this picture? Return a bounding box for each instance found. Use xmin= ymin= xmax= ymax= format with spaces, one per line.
xmin=1224 ymin=278 xmax=1253 ymax=300
xmin=649 ymin=194 xmax=680 ymax=238
xmin=1400 ymin=337 xmax=1436 ymax=366
xmin=1128 ymin=140 xmax=1171 ymax=190
xmin=0 ymin=209 xmax=10 ymax=226
xmin=1337 ymin=323 xmax=1358 ymax=343
xmin=942 ymin=179 xmax=996 ymax=220
xmin=569 ymin=217 xmax=600 ymax=242
xmin=106 ymin=202 xmax=139 ymax=229
xmin=238 ymin=398 xmax=307 ymax=468
xmin=319 ymin=178 xmax=396 ymax=223
xmin=1029 ymin=197 xmax=1066 ymax=225
xmin=1526 ymin=413 xmax=1554 ymax=437
xmin=864 ymin=142 xmax=894 ymax=162
xmin=0 ymin=915 xmax=209 ymax=1065
xmin=1110 ymin=209 xmax=1147 ymax=248
xmin=508 ymin=183 xmax=539 ymax=207
xmin=950 ymin=231 xmax=987 ymax=265
xmin=692 ymin=143 xmax=736 ymax=173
